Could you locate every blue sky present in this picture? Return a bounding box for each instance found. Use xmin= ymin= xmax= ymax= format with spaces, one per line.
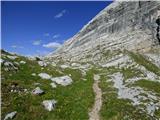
xmin=2 ymin=1 xmax=112 ymax=56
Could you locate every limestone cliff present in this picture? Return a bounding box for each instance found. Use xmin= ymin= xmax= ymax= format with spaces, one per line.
xmin=47 ymin=1 xmax=160 ymax=62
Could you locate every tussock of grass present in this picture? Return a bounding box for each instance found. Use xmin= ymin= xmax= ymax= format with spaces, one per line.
xmin=132 ymin=79 xmax=160 ymax=95
xmin=129 ymin=52 xmax=160 ymax=76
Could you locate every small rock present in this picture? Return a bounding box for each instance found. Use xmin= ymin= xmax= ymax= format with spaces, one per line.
xmin=7 ymin=55 xmax=17 ymax=60
xmin=42 ymin=99 xmax=57 ymax=111
xmin=32 ymin=87 xmax=44 ymax=95
xmin=20 ymin=61 xmax=26 ymax=64
xmin=38 ymin=61 xmax=47 ymax=67
xmin=4 ymin=62 xmax=13 ymax=67
xmin=38 ymin=73 xmax=51 ymax=80
xmin=51 ymin=62 xmax=56 ymax=67
xmin=4 ymin=111 xmax=17 ymax=120
xmin=60 ymin=65 xmax=69 ymax=69
xmin=50 ymin=83 xmax=57 ymax=88
xmin=31 ymin=73 xmax=36 ymax=76
xmin=24 ymin=89 xmax=28 ymax=92
xmin=14 ymin=90 xmax=17 ymax=93
xmin=0 ymin=58 xmax=4 ymax=63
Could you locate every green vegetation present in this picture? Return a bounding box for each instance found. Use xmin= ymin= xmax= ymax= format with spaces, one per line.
xmin=129 ymin=52 xmax=160 ymax=76
xmin=1 ymin=53 xmax=95 ymax=120
xmin=132 ymin=79 xmax=160 ymax=95
xmin=121 ymin=67 xmax=143 ymax=81
xmin=2 ymin=49 xmax=160 ymax=120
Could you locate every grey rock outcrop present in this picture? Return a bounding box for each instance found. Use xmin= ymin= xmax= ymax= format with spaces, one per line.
xmin=47 ymin=1 xmax=160 ymax=62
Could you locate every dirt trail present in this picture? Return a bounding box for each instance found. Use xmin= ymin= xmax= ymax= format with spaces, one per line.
xmin=89 ymin=74 xmax=102 ymax=120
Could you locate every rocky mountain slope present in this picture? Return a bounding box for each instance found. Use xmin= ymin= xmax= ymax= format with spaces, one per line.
xmin=47 ymin=1 xmax=160 ymax=63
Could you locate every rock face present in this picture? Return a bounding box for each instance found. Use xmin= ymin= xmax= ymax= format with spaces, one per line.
xmin=47 ymin=1 xmax=160 ymax=62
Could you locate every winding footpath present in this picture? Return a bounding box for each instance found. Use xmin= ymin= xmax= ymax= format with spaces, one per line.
xmin=89 ymin=74 xmax=102 ymax=120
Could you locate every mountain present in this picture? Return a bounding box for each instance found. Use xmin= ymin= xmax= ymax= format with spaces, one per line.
xmin=47 ymin=1 xmax=160 ymax=62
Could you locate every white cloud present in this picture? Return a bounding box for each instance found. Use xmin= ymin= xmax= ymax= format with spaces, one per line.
xmin=11 ymin=45 xmax=24 ymax=49
xmin=43 ymin=42 xmax=62 ymax=49
xmin=33 ymin=40 xmax=41 ymax=45
xmin=54 ymin=10 xmax=67 ymax=19
xmin=53 ymin=34 xmax=60 ymax=39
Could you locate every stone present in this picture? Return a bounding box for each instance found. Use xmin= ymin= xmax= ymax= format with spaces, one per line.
xmin=60 ymin=65 xmax=69 ymax=69
xmin=38 ymin=61 xmax=47 ymax=67
xmin=51 ymin=76 xmax=73 ymax=86
xmin=32 ymin=87 xmax=44 ymax=95
xmin=50 ymin=82 xmax=57 ymax=88
xmin=0 ymin=58 xmax=4 ymax=63
xmin=42 ymin=99 xmax=57 ymax=111
xmin=4 ymin=111 xmax=17 ymax=120
xmin=31 ymin=73 xmax=36 ymax=76
xmin=24 ymin=89 xmax=28 ymax=92
xmin=38 ymin=73 xmax=51 ymax=80
xmin=51 ymin=62 xmax=56 ymax=66
xmin=20 ymin=61 xmax=26 ymax=64
xmin=7 ymin=55 xmax=17 ymax=60
xmin=4 ymin=62 xmax=13 ymax=67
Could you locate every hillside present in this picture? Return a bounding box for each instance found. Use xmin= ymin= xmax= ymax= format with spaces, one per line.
xmin=1 ymin=47 xmax=160 ymax=120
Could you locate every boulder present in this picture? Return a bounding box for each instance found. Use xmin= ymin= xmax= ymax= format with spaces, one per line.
xmin=4 ymin=111 xmax=17 ymax=120
xmin=20 ymin=61 xmax=26 ymax=64
xmin=32 ymin=87 xmax=44 ymax=95
xmin=38 ymin=61 xmax=47 ymax=67
xmin=38 ymin=73 xmax=51 ymax=80
xmin=42 ymin=99 xmax=57 ymax=111
xmin=51 ymin=76 xmax=73 ymax=86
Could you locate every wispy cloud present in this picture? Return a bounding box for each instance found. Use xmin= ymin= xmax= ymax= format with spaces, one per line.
xmin=44 ymin=33 xmax=50 ymax=37
xmin=11 ymin=45 xmax=24 ymax=49
xmin=54 ymin=10 xmax=67 ymax=19
xmin=43 ymin=42 xmax=62 ymax=49
xmin=32 ymin=40 xmax=41 ymax=45
xmin=53 ymin=34 xmax=60 ymax=39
